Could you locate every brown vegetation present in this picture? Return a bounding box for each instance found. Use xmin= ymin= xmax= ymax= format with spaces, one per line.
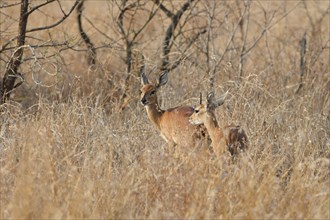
xmin=0 ymin=0 xmax=329 ymax=219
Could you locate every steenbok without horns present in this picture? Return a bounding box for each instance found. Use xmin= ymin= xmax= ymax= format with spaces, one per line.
xmin=140 ymin=70 xmax=208 ymax=149
xmin=189 ymin=92 xmax=248 ymax=157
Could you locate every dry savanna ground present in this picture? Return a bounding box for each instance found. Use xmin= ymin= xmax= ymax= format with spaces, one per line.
xmin=0 ymin=1 xmax=329 ymax=219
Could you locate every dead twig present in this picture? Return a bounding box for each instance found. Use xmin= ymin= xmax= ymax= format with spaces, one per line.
xmin=26 ymin=0 xmax=79 ymax=33
xmin=295 ymin=32 xmax=307 ymax=94
xmin=152 ymin=0 xmax=174 ymax=18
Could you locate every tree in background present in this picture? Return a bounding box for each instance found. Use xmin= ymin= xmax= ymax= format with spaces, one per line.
xmin=0 ymin=0 xmax=79 ymax=106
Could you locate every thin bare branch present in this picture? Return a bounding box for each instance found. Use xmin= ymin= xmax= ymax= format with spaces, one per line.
xmin=0 ymin=1 xmax=55 ymax=53
xmin=0 ymin=10 xmax=19 ymax=22
xmin=56 ymin=0 xmax=67 ymax=15
xmin=209 ymin=4 xmax=248 ymax=91
xmin=0 ymin=36 xmax=18 ymax=54
xmin=26 ymin=0 xmax=79 ymax=33
xmin=0 ymin=1 xmax=21 ymax=8
xmin=169 ymin=28 xmax=207 ymax=71
xmin=152 ymin=0 xmax=174 ymax=18
xmin=83 ymin=16 xmax=117 ymax=43
xmin=238 ymin=7 xmax=276 ymax=81
xmin=117 ymin=2 xmax=138 ymax=39
xmin=26 ymin=0 xmax=55 ymax=16
xmin=117 ymin=1 xmax=158 ymax=73
xmin=161 ymin=0 xmax=195 ymax=73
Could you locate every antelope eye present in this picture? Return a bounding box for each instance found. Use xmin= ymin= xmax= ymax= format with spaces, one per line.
xmin=150 ymin=90 xmax=156 ymax=96
xmin=194 ymin=109 xmax=199 ymax=113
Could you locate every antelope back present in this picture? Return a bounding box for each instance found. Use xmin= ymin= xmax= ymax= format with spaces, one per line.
xmin=223 ymin=125 xmax=248 ymax=156
xmin=140 ymin=70 xmax=206 ymax=147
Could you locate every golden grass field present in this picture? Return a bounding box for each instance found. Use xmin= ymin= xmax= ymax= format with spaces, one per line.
xmin=0 ymin=0 xmax=329 ymax=219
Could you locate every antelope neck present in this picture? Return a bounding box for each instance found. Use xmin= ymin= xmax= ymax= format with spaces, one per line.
xmin=204 ymin=111 xmax=224 ymax=143
xmin=146 ymin=102 xmax=164 ymax=130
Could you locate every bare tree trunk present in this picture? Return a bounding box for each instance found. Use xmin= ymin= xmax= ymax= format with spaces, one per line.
xmin=295 ymin=32 xmax=307 ymax=94
xmin=1 ymin=0 xmax=29 ymax=105
xmin=76 ymin=0 xmax=96 ymax=66
xmin=161 ymin=0 xmax=195 ymax=74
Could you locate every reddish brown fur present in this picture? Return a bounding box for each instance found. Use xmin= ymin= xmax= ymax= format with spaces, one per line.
xmin=189 ymin=95 xmax=248 ymax=157
xmin=141 ymin=81 xmax=207 ymax=148
xmin=223 ymin=124 xmax=248 ymax=156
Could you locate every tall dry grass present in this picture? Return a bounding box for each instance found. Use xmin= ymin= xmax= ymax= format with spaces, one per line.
xmin=1 ymin=1 xmax=329 ymax=219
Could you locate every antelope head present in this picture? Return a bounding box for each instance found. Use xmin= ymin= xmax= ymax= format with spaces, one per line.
xmin=189 ymin=91 xmax=228 ymax=125
xmin=140 ymin=70 xmax=168 ymax=106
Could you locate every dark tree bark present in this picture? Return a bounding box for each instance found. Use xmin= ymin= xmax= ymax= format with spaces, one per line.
xmin=76 ymin=0 xmax=96 ymax=66
xmin=161 ymin=0 xmax=195 ymax=74
xmin=295 ymin=32 xmax=307 ymax=94
xmin=1 ymin=0 xmax=29 ymax=105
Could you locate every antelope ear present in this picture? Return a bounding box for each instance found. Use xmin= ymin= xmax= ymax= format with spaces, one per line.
xmin=214 ymin=91 xmax=228 ymax=108
xmin=141 ymin=70 xmax=149 ymax=85
xmin=206 ymin=91 xmax=215 ymax=110
xmin=157 ymin=71 xmax=168 ymax=88
xmin=207 ymin=92 xmax=215 ymax=103
xmin=207 ymin=91 xmax=228 ymax=110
